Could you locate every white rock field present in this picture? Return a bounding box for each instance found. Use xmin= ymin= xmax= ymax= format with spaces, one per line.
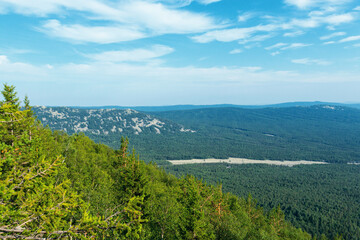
xmin=168 ymin=158 xmax=328 ymax=167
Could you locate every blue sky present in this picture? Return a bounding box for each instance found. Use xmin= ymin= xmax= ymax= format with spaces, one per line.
xmin=0 ymin=0 xmax=360 ymax=106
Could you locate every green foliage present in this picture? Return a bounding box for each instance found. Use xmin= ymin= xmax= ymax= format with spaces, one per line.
xmin=1 ymin=84 xmax=314 ymax=239
xmin=0 ymin=84 xmax=102 ymax=239
xmin=166 ymin=163 xmax=358 ymax=240
xmin=129 ymin=106 xmax=360 ymax=164
xmin=32 ymin=105 xmax=360 ymax=164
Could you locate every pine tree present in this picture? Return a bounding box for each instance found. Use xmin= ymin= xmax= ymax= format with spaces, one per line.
xmin=0 ymin=84 xmax=101 ymax=239
xmin=105 ymin=137 xmax=148 ymax=239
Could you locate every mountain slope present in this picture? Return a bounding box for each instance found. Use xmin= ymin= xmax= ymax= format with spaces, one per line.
xmin=144 ymin=105 xmax=360 ymax=163
xmin=32 ymin=105 xmax=360 ymax=164
xmin=1 ymin=85 xmax=313 ymax=240
xmin=33 ymin=106 xmax=195 ymax=136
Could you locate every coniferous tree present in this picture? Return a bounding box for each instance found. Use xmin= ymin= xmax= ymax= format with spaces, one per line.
xmin=0 ymin=84 xmax=101 ymax=239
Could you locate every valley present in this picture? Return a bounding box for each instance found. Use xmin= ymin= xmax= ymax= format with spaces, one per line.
xmin=32 ymin=103 xmax=360 ymax=239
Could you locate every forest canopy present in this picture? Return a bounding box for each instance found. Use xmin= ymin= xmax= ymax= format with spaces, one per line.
xmin=0 ymin=84 xmax=329 ymax=239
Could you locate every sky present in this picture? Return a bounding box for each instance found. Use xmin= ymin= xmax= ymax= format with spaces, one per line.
xmin=0 ymin=0 xmax=360 ymax=106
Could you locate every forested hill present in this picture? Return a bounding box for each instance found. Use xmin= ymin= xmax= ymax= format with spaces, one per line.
xmin=32 ymin=106 xmax=195 ymax=136
xmin=32 ymin=105 xmax=360 ymax=164
xmin=132 ymin=105 xmax=360 ymax=163
xmin=67 ymin=101 xmax=360 ymax=112
xmin=153 ymin=105 xmax=360 ymax=126
xmin=1 ymin=86 xmax=316 ymax=239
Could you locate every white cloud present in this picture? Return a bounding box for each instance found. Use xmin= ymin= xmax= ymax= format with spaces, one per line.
xmin=121 ymin=1 xmax=220 ymax=34
xmin=4 ymin=56 xmax=360 ymax=106
xmin=87 ymin=45 xmax=174 ymax=62
xmin=324 ymin=41 xmax=335 ymax=44
xmin=1 ymin=0 xmax=221 ymax=43
xmin=281 ymin=43 xmax=312 ymax=50
xmin=339 ymin=35 xmax=360 ymax=43
xmin=265 ymin=42 xmax=311 ymax=51
xmin=320 ymin=31 xmax=346 ymax=40
xmin=284 ymin=0 xmax=352 ymax=9
xmin=197 ymin=0 xmax=221 ymax=4
xmin=238 ymin=34 xmax=273 ymax=44
xmin=238 ymin=12 xmax=254 ymax=22
xmin=265 ymin=43 xmax=287 ymax=50
xmin=0 ymin=55 xmax=47 ymax=76
xmin=285 ymin=0 xmax=313 ymax=9
xmin=354 ymin=43 xmax=360 ymax=47
xmin=192 ymin=24 xmax=281 ymax=43
xmin=266 ymin=43 xmax=311 ymax=52
xmin=40 ymin=20 xmax=146 ymax=44
xmin=323 ymin=13 xmax=354 ymax=25
xmin=292 ymin=58 xmax=332 ymax=65
xmin=229 ymin=49 xmax=242 ymax=54
xmin=193 ymin=11 xmax=355 ymax=44
xmin=153 ymin=0 xmax=221 ymax=7
xmin=283 ymin=31 xmax=304 ymax=37
xmin=0 ymin=0 xmax=121 ymax=18
xmin=354 ymin=6 xmax=360 ymax=11
xmin=284 ymin=13 xmax=354 ymax=28
xmin=192 ymin=27 xmax=255 ymax=43
xmin=0 ymin=55 xmax=9 ymax=64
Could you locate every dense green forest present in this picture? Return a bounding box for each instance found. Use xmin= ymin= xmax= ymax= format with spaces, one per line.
xmin=166 ymin=163 xmax=360 ymax=240
xmin=1 ymin=85 xmax=320 ymax=238
xmin=145 ymin=106 xmax=360 ymax=164
xmin=71 ymin=105 xmax=360 ymax=164
xmin=29 ymin=92 xmax=360 ymax=239
xmin=32 ymin=103 xmax=360 ymax=164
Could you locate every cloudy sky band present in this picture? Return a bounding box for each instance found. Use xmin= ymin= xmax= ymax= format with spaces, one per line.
xmin=0 ymin=0 xmax=359 ymax=105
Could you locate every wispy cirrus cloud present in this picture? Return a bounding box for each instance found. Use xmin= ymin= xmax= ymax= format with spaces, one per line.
xmin=283 ymin=30 xmax=304 ymax=37
xmin=150 ymin=0 xmax=221 ymax=7
xmin=238 ymin=12 xmax=254 ymax=22
xmin=323 ymin=41 xmax=336 ymax=44
xmin=320 ymin=32 xmax=346 ymax=40
xmin=192 ymin=27 xmax=255 ymax=43
xmin=339 ymin=35 xmax=360 ymax=42
xmin=271 ymin=51 xmax=281 ymax=56
xmin=0 ymin=0 xmax=120 ymax=17
xmin=192 ymin=11 xmax=355 ymax=43
xmin=229 ymin=49 xmax=242 ymax=54
xmin=264 ymin=42 xmax=311 ymax=55
xmin=197 ymin=0 xmax=221 ymax=4
xmin=1 ymin=0 xmax=222 ymax=44
xmin=281 ymin=43 xmax=312 ymax=50
xmin=238 ymin=34 xmax=273 ymax=44
xmin=284 ymin=0 xmax=352 ymax=9
xmin=292 ymin=58 xmax=332 ymax=65
xmin=119 ymin=1 xmax=221 ymax=35
xmin=40 ymin=20 xmax=147 ymax=44
xmin=86 ymin=45 xmax=174 ymax=63
xmin=265 ymin=43 xmax=287 ymax=50
xmin=265 ymin=43 xmax=311 ymax=50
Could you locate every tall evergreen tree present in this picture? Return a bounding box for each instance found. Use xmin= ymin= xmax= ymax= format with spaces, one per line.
xmin=0 ymin=84 xmax=101 ymax=239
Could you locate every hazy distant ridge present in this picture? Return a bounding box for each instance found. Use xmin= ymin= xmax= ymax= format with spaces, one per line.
xmin=59 ymin=101 xmax=360 ymax=112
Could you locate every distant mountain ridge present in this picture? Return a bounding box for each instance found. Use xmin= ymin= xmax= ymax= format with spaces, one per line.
xmin=33 ymin=106 xmax=195 ymax=136
xmin=51 ymin=101 xmax=360 ymax=112
xmin=32 ymin=104 xmax=360 ymax=164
